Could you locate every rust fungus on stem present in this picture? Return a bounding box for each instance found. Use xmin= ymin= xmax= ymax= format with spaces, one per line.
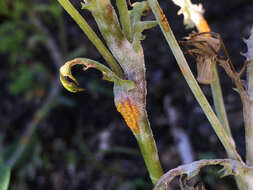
xmin=158 ymin=7 xmax=170 ymax=32
xmin=178 ymin=65 xmax=185 ymax=75
xmin=106 ymin=4 xmax=113 ymax=22
xmin=116 ymin=101 xmax=140 ymax=134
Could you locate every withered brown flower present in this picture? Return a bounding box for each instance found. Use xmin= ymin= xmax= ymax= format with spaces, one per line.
xmin=180 ymin=32 xmax=220 ymax=84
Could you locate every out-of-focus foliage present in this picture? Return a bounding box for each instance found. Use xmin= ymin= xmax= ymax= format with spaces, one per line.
xmin=0 ymin=22 xmax=27 ymax=63
xmin=0 ymin=0 xmax=119 ymax=189
xmin=0 ymin=0 xmax=65 ymax=189
xmin=0 ymin=164 xmax=11 ymax=190
xmin=0 ymin=0 xmax=63 ymax=97
xmin=8 ymin=64 xmax=49 ymax=96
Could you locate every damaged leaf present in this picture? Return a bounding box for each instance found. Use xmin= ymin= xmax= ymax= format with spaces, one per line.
xmin=154 ymin=159 xmax=253 ymax=190
xmin=59 ymin=58 xmax=135 ymax=93
xmin=130 ymin=1 xmax=158 ymax=51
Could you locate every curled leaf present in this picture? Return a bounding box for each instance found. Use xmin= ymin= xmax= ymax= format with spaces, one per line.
xmin=154 ymin=159 xmax=253 ymax=190
xmin=59 ymin=58 xmax=135 ymax=93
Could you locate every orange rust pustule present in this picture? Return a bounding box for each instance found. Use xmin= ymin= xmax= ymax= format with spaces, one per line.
xmin=116 ymin=101 xmax=139 ymax=134
xmin=158 ymin=7 xmax=170 ymax=32
xmin=178 ymin=65 xmax=185 ymax=75
xmin=106 ymin=5 xmax=113 ymax=18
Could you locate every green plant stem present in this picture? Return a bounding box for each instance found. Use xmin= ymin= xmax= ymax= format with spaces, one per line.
xmin=210 ymin=69 xmax=246 ymax=190
xmin=211 ymin=66 xmax=232 ymax=137
xmin=135 ymin=112 xmax=164 ymax=185
xmin=116 ymin=0 xmax=132 ymax=42
xmin=147 ymin=0 xmax=241 ymax=161
xmin=61 ymin=0 xmax=164 ymax=185
xmin=246 ymin=59 xmax=253 ymax=166
xmin=57 ymin=0 xmax=124 ymax=78
xmin=217 ymin=61 xmax=249 ymax=189
xmin=6 ymin=84 xmax=59 ymax=167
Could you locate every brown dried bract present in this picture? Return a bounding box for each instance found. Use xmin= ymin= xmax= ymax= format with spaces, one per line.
xmin=180 ymin=32 xmax=221 ymax=84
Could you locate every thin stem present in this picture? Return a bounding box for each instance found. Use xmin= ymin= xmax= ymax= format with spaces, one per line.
xmin=147 ymin=0 xmax=241 ymax=161
xmin=80 ymin=0 xmax=164 ymax=185
xmin=212 ymin=65 xmax=246 ymax=190
xmin=211 ymin=66 xmax=232 ymax=137
xmin=135 ymin=113 xmax=164 ymax=185
xmin=6 ymin=15 xmax=62 ymax=166
xmin=246 ymin=59 xmax=253 ymax=166
xmin=193 ymin=9 xmax=245 ymax=189
xmin=116 ymin=0 xmax=132 ymax=42
xmin=57 ymin=0 xmax=124 ymax=78
xmin=6 ymin=83 xmax=59 ymax=167
xmin=191 ymin=14 xmax=233 ymax=142
xmin=220 ymin=38 xmax=237 ymax=74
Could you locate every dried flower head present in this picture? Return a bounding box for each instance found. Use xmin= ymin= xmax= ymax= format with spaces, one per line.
xmin=180 ymin=32 xmax=221 ymax=84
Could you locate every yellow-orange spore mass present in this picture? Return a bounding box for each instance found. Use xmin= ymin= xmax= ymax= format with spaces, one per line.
xmin=158 ymin=7 xmax=170 ymax=32
xmin=116 ymin=101 xmax=139 ymax=134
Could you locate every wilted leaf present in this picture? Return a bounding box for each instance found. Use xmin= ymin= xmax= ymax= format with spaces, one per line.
xmin=59 ymin=58 xmax=135 ymax=93
xmin=154 ymin=159 xmax=252 ymax=190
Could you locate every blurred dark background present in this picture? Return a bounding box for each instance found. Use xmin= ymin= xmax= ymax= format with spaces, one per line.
xmin=1 ymin=0 xmax=253 ymax=189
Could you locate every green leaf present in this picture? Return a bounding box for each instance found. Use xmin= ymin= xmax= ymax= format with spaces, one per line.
xmin=80 ymin=1 xmax=96 ymax=11
xmin=0 ymin=0 xmax=9 ymax=15
xmin=34 ymin=4 xmax=62 ymax=19
xmin=8 ymin=64 xmax=48 ymax=96
xmin=59 ymin=58 xmax=135 ymax=93
xmin=0 ymin=164 xmax=11 ymax=190
xmin=130 ymin=1 xmax=158 ymax=51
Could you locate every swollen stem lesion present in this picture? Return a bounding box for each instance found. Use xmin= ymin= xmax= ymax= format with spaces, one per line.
xmin=116 ymin=100 xmax=140 ymax=134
